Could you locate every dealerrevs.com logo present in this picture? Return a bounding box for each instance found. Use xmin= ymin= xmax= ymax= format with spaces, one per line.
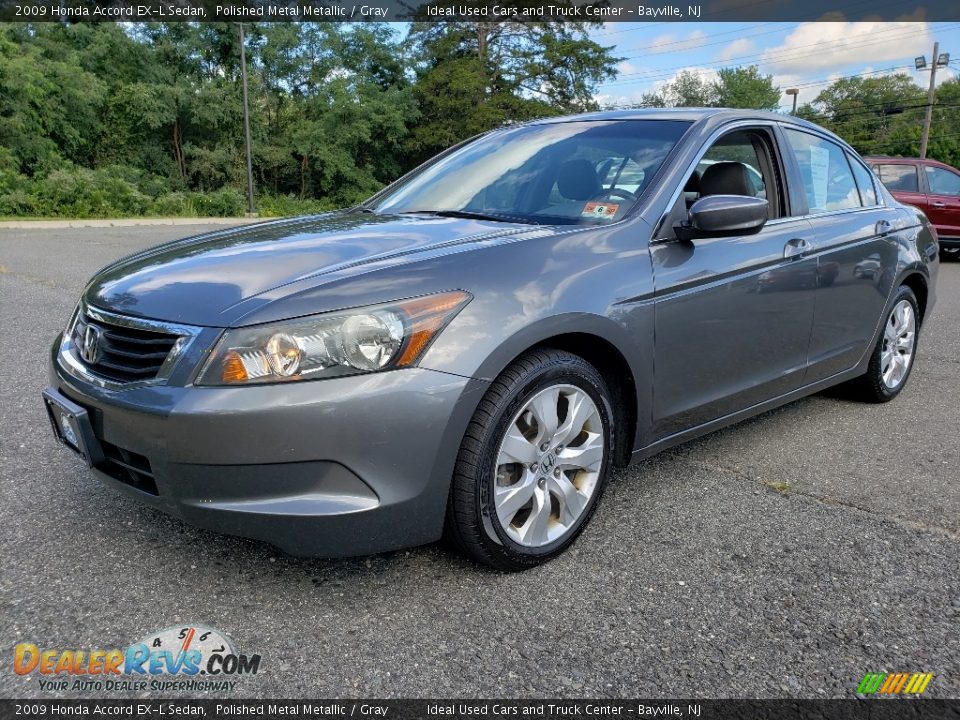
xmin=13 ymin=625 xmax=261 ymax=693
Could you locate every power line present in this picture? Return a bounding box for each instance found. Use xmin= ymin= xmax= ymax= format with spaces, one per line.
xmin=598 ymin=65 xmax=958 ymax=110
xmin=606 ymin=0 xmax=926 ymax=57
xmin=605 ymin=23 xmax=960 ymax=85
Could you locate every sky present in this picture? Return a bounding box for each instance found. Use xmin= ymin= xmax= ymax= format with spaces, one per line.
xmin=588 ymin=21 xmax=960 ymax=111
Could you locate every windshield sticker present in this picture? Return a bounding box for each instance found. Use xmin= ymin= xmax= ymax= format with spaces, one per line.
xmin=582 ymin=202 xmax=619 ymax=220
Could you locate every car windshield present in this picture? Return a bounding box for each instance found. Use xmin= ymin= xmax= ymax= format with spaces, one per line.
xmin=370 ymin=120 xmax=691 ymax=225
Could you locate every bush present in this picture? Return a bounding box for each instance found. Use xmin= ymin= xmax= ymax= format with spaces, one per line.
xmin=190 ymin=188 xmax=245 ymax=217
xmin=0 ymin=190 xmax=37 ymax=216
xmin=29 ymin=167 xmax=150 ymax=217
xmin=0 ymin=167 xmax=347 ymax=219
xmin=149 ymin=192 xmax=195 ymax=217
xmin=256 ymin=193 xmax=337 ymax=217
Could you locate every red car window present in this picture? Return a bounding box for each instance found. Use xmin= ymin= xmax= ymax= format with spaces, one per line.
xmin=876 ymin=164 xmax=919 ymax=193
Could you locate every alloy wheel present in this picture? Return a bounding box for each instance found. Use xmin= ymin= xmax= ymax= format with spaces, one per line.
xmin=493 ymin=384 xmax=605 ymax=547
xmin=880 ymin=299 xmax=916 ymax=390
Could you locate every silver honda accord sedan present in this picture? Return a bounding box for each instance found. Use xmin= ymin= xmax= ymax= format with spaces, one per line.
xmin=44 ymin=109 xmax=939 ymax=570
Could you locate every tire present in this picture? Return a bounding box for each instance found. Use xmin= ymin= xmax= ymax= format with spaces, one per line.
xmin=445 ymin=349 xmax=615 ymax=571
xmin=940 ymin=246 xmax=960 ymax=261
xmin=845 ymin=285 xmax=920 ymax=403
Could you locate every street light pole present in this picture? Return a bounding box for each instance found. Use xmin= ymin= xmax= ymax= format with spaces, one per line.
xmin=238 ymin=23 xmax=256 ymax=216
xmin=919 ymin=41 xmax=939 ymax=160
xmin=786 ymin=88 xmax=799 ymax=114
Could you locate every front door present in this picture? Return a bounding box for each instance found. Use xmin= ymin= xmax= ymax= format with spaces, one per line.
xmin=650 ymin=127 xmax=817 ymax=439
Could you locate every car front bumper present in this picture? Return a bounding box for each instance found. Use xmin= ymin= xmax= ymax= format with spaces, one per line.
xmin=48 ymin=336 xmax=488 ymax=557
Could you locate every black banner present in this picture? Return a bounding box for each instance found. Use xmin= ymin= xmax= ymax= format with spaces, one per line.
xmin=3 ymin=700 xmax=960 ymax=720
xmin=1 ymin=0 xmax=958 ymax=23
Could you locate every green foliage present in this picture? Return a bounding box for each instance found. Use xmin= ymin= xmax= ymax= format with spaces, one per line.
xmin=714 ymin=66 xmax=781 ymax=110
xmin=0 ymin=21 xmax=619 ymax=219
xmin=10 ymin=22 xmax=956 ymax=220
xmin=646 ymin=69 xmax=716 ymax=107
xmin=794 ymin=74 xmax=960 ymax=165
xmin=407 ymin=21 xmax=619 ymax=160
xmin=642 ymin=65 xmax=779 ymax=109
xmin=30 ymin=167 xmax=150 ymax=218
xmin=255 ymin=193 xmax=338 ymax=217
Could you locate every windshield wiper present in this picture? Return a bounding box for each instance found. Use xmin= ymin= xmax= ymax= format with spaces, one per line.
xmin=400 ymin=209 xmax=539 ymax=225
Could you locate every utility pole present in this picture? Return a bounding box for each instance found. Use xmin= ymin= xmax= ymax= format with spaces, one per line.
xmin=919 ymin=41 xmax=939 ymax=160
xmin=238 ymin=23 xmax=256 ymax=216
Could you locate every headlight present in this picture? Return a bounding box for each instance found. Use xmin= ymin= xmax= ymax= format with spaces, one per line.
xmin=196 ymin=291 xmax=471 ymax=386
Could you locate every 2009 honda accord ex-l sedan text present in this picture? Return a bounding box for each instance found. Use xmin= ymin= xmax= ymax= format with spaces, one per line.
xmin=44 ymin=109 xmax=939 ymax=570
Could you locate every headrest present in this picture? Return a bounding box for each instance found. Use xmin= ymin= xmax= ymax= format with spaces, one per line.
xmin=699 ymin=161 xmax=757 ymax=197
xmin=557 ymin=159 xmax=601 ymax=201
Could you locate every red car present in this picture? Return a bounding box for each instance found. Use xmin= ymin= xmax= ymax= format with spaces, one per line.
xmin=866 ymin=156 xmax=960 ymax=259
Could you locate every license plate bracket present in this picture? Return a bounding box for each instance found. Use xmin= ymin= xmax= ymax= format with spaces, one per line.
xmin=42 ymin=387 xmax=104 ymax=467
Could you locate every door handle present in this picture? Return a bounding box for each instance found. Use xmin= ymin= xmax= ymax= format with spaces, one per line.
xmin=931 ymin=201 xmax=946 ymax=208
xmin=783 ymin=238 xmax=813 ymax=259
xmin=875 ymin=219 xmax=892 ymax=235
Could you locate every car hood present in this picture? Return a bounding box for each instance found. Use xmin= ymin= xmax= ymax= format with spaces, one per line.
xmin=84 ymin=212 xmax=542 ymax=326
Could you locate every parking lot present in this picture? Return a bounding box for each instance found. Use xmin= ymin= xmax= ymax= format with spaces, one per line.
xmin=1 ymin=224 xmax=958 ymax=699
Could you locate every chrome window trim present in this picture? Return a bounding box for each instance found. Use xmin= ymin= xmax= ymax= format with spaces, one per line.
xmin=765 ymin=205 xmax=883 ymax=227
xmin=653 ymin=118 xmax=889 ymax=243
xmin=57 ymin=301 xmax=202 ymax=391
xmin=778 ymin=124 xmax=887 ymax=216
xmin=652 ymin=119 xmax=780 ymax=241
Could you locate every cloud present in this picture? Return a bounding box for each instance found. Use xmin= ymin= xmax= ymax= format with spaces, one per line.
xmin=716 ymin=38 xmax=755 ymax=62
xmin=760 ymin=22 xmax=933 ymax=74
xmin=644 ymin=30 xmax=707 ymax=53
xmin=617 ymin=61 xmax=638 ymax=75
xmin=594 ymin=89 xmax=648 ymax=109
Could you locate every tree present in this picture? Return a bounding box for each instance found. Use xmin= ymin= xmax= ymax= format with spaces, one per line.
xmin=660 ymin=69 xmax=716 ymax=107
xmin=642 ymin=65 xmax=778 ymax=109
xmin=796 ymin=74 xmax=927 ymax=156
xmin=0 ymin=19 xmax=633 ymax=217
xmin=407 ymin=21 xmax=620 ymax=159
xmin=713 ymin=66 xmax=780 ymax=110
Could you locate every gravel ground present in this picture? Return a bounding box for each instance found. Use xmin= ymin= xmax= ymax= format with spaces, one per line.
xmin=0 ymin=226 xmax=957 ymax=700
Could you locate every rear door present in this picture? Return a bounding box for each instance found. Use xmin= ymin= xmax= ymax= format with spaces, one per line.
xmin=921 ymin=163 xmax=960 ymax=241
xmin=650 ymin=125 xmax=817 ymax=438
xmin=782 ymin=128 xmax=899 ymax=383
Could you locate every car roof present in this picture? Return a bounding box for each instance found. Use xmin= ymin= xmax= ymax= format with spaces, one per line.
xmin=529 ymin=107 xmax=848 ymax=144
xmin=864 ymin=155 xmax=959 ymax=171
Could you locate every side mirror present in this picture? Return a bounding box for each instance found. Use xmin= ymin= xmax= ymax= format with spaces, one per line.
xmin=675 ymin=195 xmax=768 ymax=242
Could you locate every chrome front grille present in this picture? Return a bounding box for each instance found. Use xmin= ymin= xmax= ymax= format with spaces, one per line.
xmin=59 ymin=304 xmax=201 ymax=388
xmin=72 ymin=311 xmax=181 ymax=383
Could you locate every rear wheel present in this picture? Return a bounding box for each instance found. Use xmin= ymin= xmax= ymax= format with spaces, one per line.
xmin=445 ymin=349 xmax=614 ymax=570
xmin=845 ymin=285 xmax=919 ymax=403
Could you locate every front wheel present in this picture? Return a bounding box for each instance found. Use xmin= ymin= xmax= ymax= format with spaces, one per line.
xmin=445 ymin=349 xmax=614 ymax=570
xmin=845 ymin=285 xmax=920 ymax=403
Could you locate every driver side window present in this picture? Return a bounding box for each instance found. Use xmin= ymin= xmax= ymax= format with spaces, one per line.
xmin=683 ymin=129 xmax=781 ymax=219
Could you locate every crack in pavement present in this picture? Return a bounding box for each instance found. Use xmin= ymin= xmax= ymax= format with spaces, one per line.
xmin=670 ymin=453 xmax=960 ymax=541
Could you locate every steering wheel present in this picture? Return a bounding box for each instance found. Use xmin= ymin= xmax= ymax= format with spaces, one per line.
xmin=593 ymin=188 xmax=636 ymax=202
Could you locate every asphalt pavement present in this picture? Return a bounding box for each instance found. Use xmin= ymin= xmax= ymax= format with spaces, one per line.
xmin=1 ymin=225 xmax=957 ymax=699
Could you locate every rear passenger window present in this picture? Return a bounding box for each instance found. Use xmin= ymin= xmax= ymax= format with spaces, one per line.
xmin=925 ymin=166 xmax=960 ymax=196
xmin=875 ymin=164 xmax=919 ymax=193
xmin=847 ymin=154 xmax=878 ymax=206
xmin=783 ymin=128 xmax=860 ymax=214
